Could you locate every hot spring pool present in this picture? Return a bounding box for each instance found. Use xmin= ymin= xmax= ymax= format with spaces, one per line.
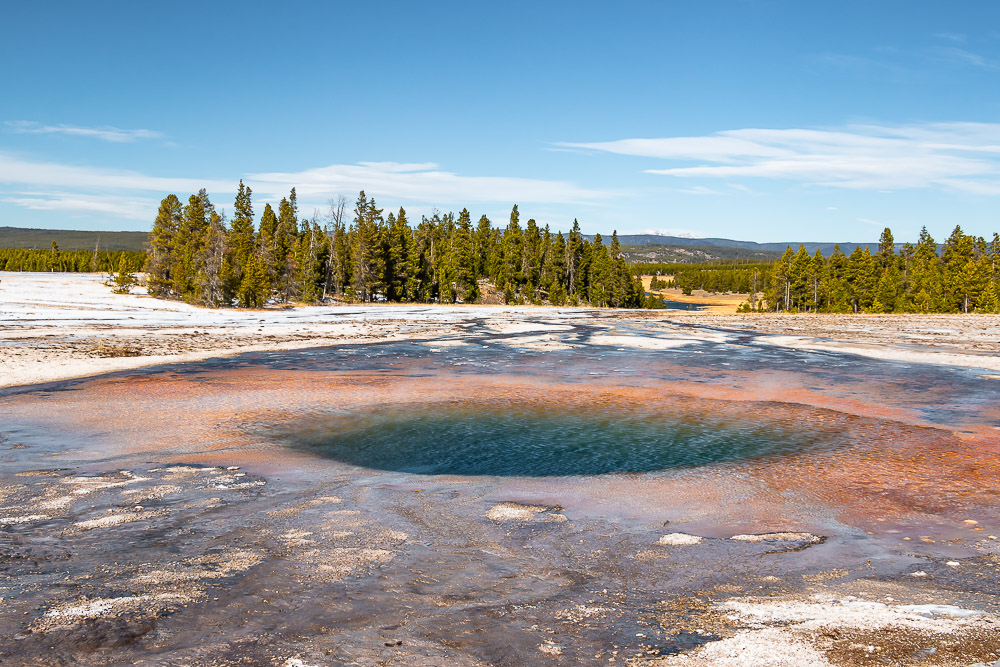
xmin=284 ymin=400 xmax=835 ymax=476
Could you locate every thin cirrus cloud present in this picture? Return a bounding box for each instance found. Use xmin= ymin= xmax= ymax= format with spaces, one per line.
xmin=0 ymin=153 xmax=610 ymax=221
xmin=0 ymin=153 xmax=229 ymax=193
xmin=3 ymin=193 xmax=154 ymax=220
xmin=5 ymin=120 xmax=164 ymax=143
xmin=246 ymin=162 xmax=609 ymax=207
xmin=930 ymin=46 xmax=1000 ymax=70
xmin=933 ymin=33 xmax=966 ymax=43
xmin=558 ymin=122 xmax=1000 ymax=194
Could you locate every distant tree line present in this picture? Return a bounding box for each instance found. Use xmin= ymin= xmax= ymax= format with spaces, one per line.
xmin=0 ymin=244 xmax=145 ymax=273
xmin=147 ymin=184 xmax=654 ymax=309
xmin=637 ymin=261 xmax=772 ymax=295
xmin=756 ymin=226 xmax=1000 ymax=313
xmin=641 ymin=227 xmax=1000 ymax=314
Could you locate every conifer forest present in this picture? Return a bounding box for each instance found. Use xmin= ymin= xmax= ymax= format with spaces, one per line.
xmin=4 ymin=181 xmax=998 ymax=315
xmin=145 ymin=183 xmax=649 ymax=309
xmin=636 ymin=226 xmax=1000 ymax=314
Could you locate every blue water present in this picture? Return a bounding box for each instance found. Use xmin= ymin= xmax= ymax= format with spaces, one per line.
xmin=289 ymin=401 xmax=833 ymax=476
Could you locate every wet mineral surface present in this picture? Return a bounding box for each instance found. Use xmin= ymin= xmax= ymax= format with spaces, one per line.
xmin=2 ymin=317 xmax=1000 ymax=665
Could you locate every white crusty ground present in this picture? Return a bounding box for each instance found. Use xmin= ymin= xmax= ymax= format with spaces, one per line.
xmin=4 ymin=272 xmax=1000 ymax=389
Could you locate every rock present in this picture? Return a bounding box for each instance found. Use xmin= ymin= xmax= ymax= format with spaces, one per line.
xmin=657 ymin=532 xmax=703 ymax=546
xmin=485 ymin=502 xmax=566 ymax=523
xmin=538 ymin=642 xmax=563 ymax=656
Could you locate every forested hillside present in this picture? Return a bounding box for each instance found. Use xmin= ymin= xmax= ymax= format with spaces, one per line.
xmin=147 ymin=185 xmax=652 ymax=309
xmin=0 ymin=246 xmax=145 ymax=273
xmin=637 ymin=261 xmax=772 ymax=295
xmin=620 ymin=245 xmax=780 ymax=264
xmin=0 ymin=226 xmax=147 ymax=251
xmin=640 ymin=227 xmax=1000 ymax=314
xmin=5 ymin=185 xmax=996 ymax=315
xmin=756 ymin=227 xmax=1000 ymax=313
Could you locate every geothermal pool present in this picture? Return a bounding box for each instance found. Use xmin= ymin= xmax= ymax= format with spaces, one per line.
xmin=282 ymin=399 xmax=839 ymax=476
xmin=2 ymin=318 xmax=1000 ymax=664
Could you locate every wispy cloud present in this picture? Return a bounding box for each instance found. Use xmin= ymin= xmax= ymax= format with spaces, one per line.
xmin=676 ymin=185 xmax=726 ymax=196
xmin=933 ymin=32 xmax=966 ymax=43
xmin=812 ymin=38 xmax=1000 ymax=81
xmin=5 ymin=121 xmax=164 ymax=143
xmin=559 ymin=122 xmax=1000 ymax=193
xmin=0 ymin=153 xmax=228 ymax=193
xmin=2 ymin=193 xmax=154 ymax=219
xmin=0 ymin=154 xmax=610 ymax=221
xmin=641 ymin=228 xmax=703 ymax=239
xmin=930 ymin=46 xmax=1000 ymax=69
xmin=813 ymin=52 xmax=910 ymax=80
xmin=246 ymin=161 xmax=609 ymax=207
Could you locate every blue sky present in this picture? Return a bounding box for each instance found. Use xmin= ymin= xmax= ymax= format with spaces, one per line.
xmin=2 ymin=1 xmax=1000 ymax=242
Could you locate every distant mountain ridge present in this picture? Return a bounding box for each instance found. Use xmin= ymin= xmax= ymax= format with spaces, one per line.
xmin=0 ymin=226 xmax=898 ymax=259
xmin=0 ymin=226 xmax=148 ymax=252
xmin=587 ymin=233 xmax=897 ymax=257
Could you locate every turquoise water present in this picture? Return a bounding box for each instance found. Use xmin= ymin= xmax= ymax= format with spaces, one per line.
xmin=290 ymin=401 xmax=831 ymax=476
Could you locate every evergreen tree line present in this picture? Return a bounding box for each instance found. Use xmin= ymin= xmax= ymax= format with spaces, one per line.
xmin=757 ymin=226 xmax=1000 ymax=313
xmin=147 ymin=184 xmax=654 ymax=308
xmin=0 ymin=246 xmax=145 ymax=273
xmin=636 ymin=261 xmax=772 ymax=295
xmin=638 ymin=225 xmax=1000 ymax=314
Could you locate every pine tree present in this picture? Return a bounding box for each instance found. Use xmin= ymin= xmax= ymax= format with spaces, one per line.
xmin=257 ymin=203 xmax=279 ymax=287
xmin=452 ymin=208 xmax=478 ymax=302
xmin=196 ymin=208 xmax=228 ymax=306
xmin=384 ymin=208 xmax=413 ymax=301
xmin=911 ymin=226 xmax=941 ymax=312
xmin=237 ymin=253 xmax=269 ymax=308
xmin=274 ymin=191 xmax=300 ymax=301
xmin=286 ymin=218 xmax=322 ymax=303
xmin=566 ymin=219 xmax=583 ymax=297
xmin=49 ymin=241 xmax=60 ymax=271
xmin=408 ymin=215 xmax=436 ymax=302
xmin=544 ymin=231 xmax=568 ymax=305
xmin=943 ymin=225 xmax=974 ymax=312
xmin=607 ymin=231 xmax=629 ymax=307
xmin=769 ymin=247 xmax=794 ymax=311
xmin=807 ymin=249 xmax=824 ymax=311
xmin=522 ymin=217 xmax=542 ymax=302
xmin=148 ymin=194 xmax=182 ymax=296
xmin=790 ymin=245 xmax=811 ymax=311
xmin=474 ymin=214 xmax=494 ymax=279
xmin=898 ymin=242 xmax=915 ymax=311
xmin=847 ymin=246 xmax=878 ymax=312
xmin=324 ymin=220 xmax=347 ymax=298
xmin=111 ymin=254 xmax=137 ymax=294
xmin=498 ymin=206 xmax=523 ymax=300
xmin=351 ymin=191 xmax=384 ymax=302
xmin=589 ymin=234 xmax=611 ymax=306
xmin=872 ymin=270 xmax=897 ymax=313
xmin=228 ymin=181 xmax=256 ymax=280
xmin=173 ymin=192 xmax=208 ymax=298
xmin=876 ymin=227 xmax=896 ymax=270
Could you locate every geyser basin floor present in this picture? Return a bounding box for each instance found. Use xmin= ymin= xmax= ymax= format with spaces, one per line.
xmin=280 ymin=399 xmax=843 ymax=476
xmin=2 ymin=325 xmax=1000 ymax=665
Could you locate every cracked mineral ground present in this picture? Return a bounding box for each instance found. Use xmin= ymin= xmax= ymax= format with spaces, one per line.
xmin=3 ymin=315 xmax=1000 ymax=666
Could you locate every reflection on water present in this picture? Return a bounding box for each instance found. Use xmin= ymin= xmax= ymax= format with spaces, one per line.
xmin=287 ymin=400 xmax=834 ymax=476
